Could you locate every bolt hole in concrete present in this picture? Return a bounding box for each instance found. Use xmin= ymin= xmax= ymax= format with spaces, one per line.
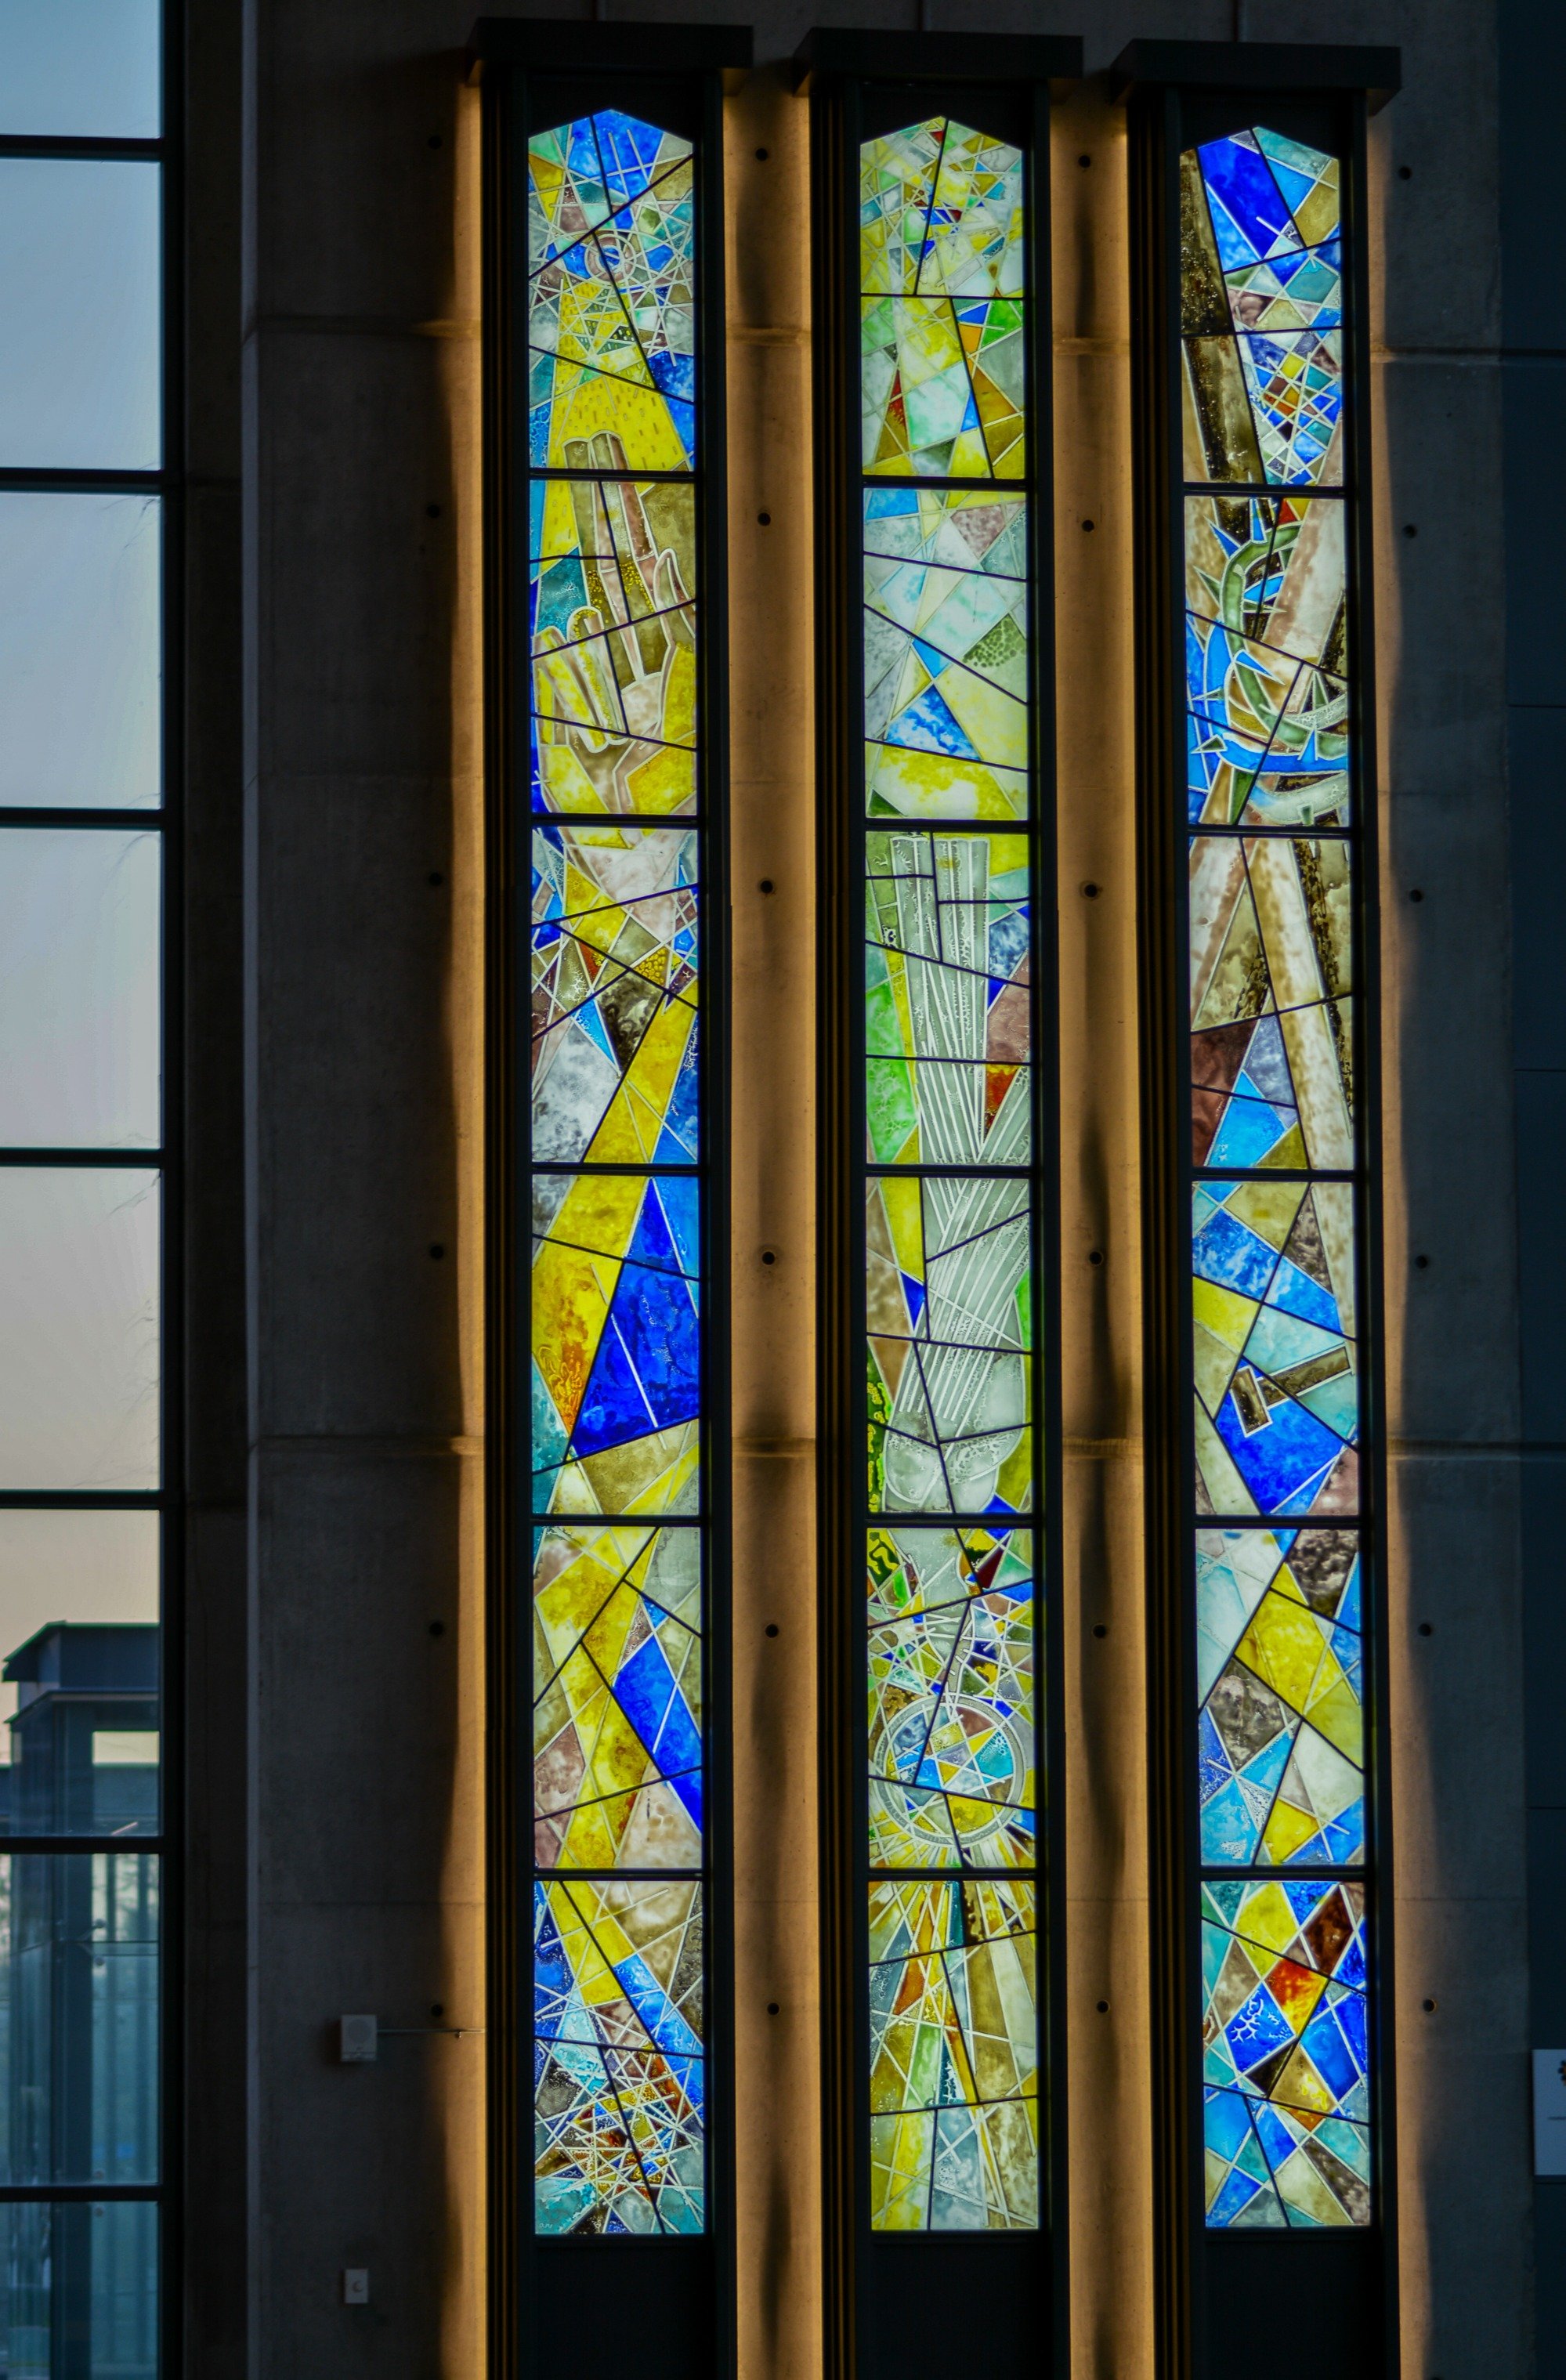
xmin=429 ymin=1242 xmax=445 ymax=1259
xmin=429 ymin=1620 xmax=445 ymax=1639
xmin=1398 ymin=164 xmax=1412 ymax=179
xmin=761 ymin=1248 xmax=777 ymax=1266
xmin=1414 ymin=1253 xmax=1430 ymax=1268
xmin=1081 ymin=517 xmax=1094 ymax=532
xmin=1419 ymin=1623 xmax=1433 ymax=1637
xmin=1096 ymin=2001 xmax=1109 ymax=2013
xmin=1081 ymin=881 xmax=1101 ymax=899
xmin=1403 ymin=522 xmax=1417 ymax=537
xmin=426 ymin=501 xmax=442 ymax=518
xmin=431 ymin=2004 xmax=445 ymax=2020
xmin=1423 ymin=1998 xmax=1437 ymax=2012
xmin=758 ymin=877 xmax=774 ymax=895
xmin=1078 ymin=154 xmax=1090 ymax=168
xmin=1409 ymin=887 xmax=1424 ymax=902
xmin=765 ymin=1623 xmax=779 ymax=1638
xmin=1088 ymin=1250 xmax=1104 ymax=1267
xmin=1093 ymin=1624 xmax=1108 ymax=1639
xmin=757 ymin=511 xmax=771 ymax=525
xmin=755 ymin=146 xmax=769 ymax=160
xmin=767 ymin=2002 xmax=780 ymax=2015
xmin=428 ymin=870 xmax=444 ymax=887
xmin=429 ymin=134 xmax=443 ymax=150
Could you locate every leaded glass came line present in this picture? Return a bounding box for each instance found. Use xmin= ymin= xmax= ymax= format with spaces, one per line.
xmin=1181 ymin=124 xmax=1372 ymax=2235
xmin=859 ymin=113 xmax=1040 ymax=2235
xmin=526 ymin=107 xmax=707 ymax=2238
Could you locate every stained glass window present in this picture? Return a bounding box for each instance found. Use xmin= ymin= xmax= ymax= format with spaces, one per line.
xmin=859 ymin=114 xmax=1041 ymax=2234
xmin=1180 ymin=125 xmax=1373 ymax=2231
xmin=527 ymin=107 xmax=707 ymax=2237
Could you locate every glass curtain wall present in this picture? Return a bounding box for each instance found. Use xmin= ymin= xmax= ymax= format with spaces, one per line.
xmin=0 ymin=3 xmax=169 ymax=2374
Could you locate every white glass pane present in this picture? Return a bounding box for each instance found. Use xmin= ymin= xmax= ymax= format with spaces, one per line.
xmin=0 ymin=0 xmax=161 ymax=136
xmin=0 ymin=494 xmax=161 ymax=808
xmin=0 ymin=830 xmax=159 ymax=1146
xmin=0 ymin=161 xmax=160 ymax=469
xmin=0 ymin=1169 xmax=158 ymax=1488
xmin=0 ymin=1509 xmax=158 ymax=1810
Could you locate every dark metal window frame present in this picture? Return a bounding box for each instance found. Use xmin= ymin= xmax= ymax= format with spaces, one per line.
xmin=473 ymin=21 xmax=749 ymax=2377
xmin=799 ymin=31 xmax=1079 ymax=2380
xmin=0 ymin=3 xmax=185 ymax=2364
xmin=1117 ymin=40 xmax=1400 ymax=2380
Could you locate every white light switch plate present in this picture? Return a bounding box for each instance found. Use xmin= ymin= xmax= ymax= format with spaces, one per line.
xmin=1533 ymin=2049 xmax=1566 ymax=2176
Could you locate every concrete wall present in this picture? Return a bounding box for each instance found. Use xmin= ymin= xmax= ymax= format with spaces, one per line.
xmin=1501 ymin=1 xmax=1566 ymax=2369
xmin=177 ymin=0 xmax=1531 ymax=2372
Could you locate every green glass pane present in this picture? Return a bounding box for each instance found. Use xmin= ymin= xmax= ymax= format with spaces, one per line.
xmin=866 ymin=828 xmax=1030 ymax=1166
xmin=860 ymin=119 xmax=1025 ymax=479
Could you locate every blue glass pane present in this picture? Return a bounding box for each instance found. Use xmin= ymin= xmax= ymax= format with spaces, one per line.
xmin=0 ymin=0 xmax=161 ymax=136
xmin=0 ymin=1169 xmax=161 ymax=1492
xmin=0 ymin=161 xmax=161 ymax=469
xmin=0 ymin=2200 xmax=157 ymax=2375
xmin=0 ymin=830 xmax=161 ymax=1147
xmin=0 ymin=1855 xmax=160 ymax=2183
xmin=0 ymin=495 xmax=161 ymax=808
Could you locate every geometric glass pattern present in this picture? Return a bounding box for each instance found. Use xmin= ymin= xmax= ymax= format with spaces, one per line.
xmin=1197 ymin=1528 xmax=1362 ymax=1868
xmin=869 ymin=1880 xmax=1037 ymax=2229
xmin=534 ymin=1878 xmax=704 ymax=2234
xmin=865 ymin=490 xmax=1029 ymax=823
xmin=1201 ymin=1878 xmax=1369 ymax=2227
xmin=860 ymin=122 xmax=1039 ymax=2230
xmin=867 ymin=1525 xmax=1035 ymax=1870
xmin=1183 ymin=127 xmax=1370 ymax=2226
xmin=861 ymin=119 xmax=1025 ymax=479
xmin=529 ymin=112 xmax=706 ymax=2232
xmin=866 ymin=830 xmax=1033 ymax=1166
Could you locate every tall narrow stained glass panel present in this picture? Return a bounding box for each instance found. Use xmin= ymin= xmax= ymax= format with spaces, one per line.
xmin=526 ymin=104 xmax=708 ymax=2239
xmin=858 ymin=109 xmax=1043 ymax=2240
xmin=1179 ymin=123 xmax=1374 ymax=2234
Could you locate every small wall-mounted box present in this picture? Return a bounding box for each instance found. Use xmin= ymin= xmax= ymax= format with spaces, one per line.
xmin=1533 ymin=2049 xmax=1566 ymax=2176
xmin=342 ymin=2270 xmax=370 ymax=2306
xmin=338 ymin=2014 xmax=378 ymax=2064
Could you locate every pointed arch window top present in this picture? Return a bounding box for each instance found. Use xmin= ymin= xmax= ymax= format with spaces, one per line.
xmin=529 ymin=109 xmax=697 ymax=471
xmin=860 ymin=117 xmax=1026 ymax=480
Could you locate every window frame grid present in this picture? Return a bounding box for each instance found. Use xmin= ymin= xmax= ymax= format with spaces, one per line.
xmin=1121 ymin=43 xmax=1399 ymax=2380
xmin=0 ymin=6 xmax=184 ymax=2361
xmin=476 ymin=24 xmax=747 ymax=2372
xmin=802 ymin=34 xmax=1077 ymax=2376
